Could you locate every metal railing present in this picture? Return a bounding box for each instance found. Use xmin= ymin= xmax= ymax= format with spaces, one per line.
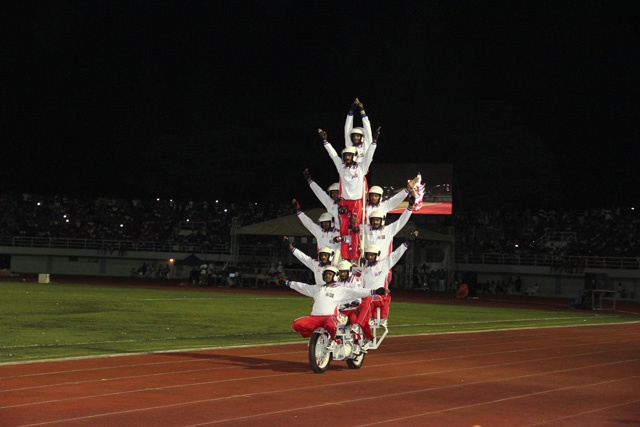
xmin=454 ymin=252 xmax=639 ymax=271
xmin=0 ymin=236 xmax=276 ymax=258
xmin=3 ymin=235 xmax=637 ymax=271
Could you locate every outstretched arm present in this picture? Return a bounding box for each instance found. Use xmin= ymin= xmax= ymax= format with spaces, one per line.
xmin=281 ymin=279 xmax=320 ymax=297
xmin=285 ymin=235 xmax=317 ymax=271
xmin=293 ymin=199 xmax=322 ymax=238
xmin=305 ymin=169 xmax=335 ymax=211
xmin=383 ymin=187 xmax=411 ymax=213
xmin=387 ymin=231 xmax=418 ymax=269
xmin=387 ymin=203 xmax=414 ymax=238
xmin=319 ymin=129 xmax=343 ymax=171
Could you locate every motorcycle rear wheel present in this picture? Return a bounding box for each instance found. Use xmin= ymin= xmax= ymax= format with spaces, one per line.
xmin=346 ymin=351 xmax=365 ymax=369
xmin=309 ymin=332 xmax=332 ymax=373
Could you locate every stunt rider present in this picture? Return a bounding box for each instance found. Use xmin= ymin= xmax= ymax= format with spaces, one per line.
xmin=292 ymin=199 xmax=341 ymax=262
xmin=303 ymin=168 xmax=343 ymax=233
xmin=335 ymin=260 xmax=375 ymax=344
xmin=360 ymin=231 xmax=419 ymax=327
xmin=284 ymin=235 xmax=335 ymax=285
xmin=280 ymin=266 xmax=388 ymax=340
xmin=319 ymin=128 xmax=377 ymax=261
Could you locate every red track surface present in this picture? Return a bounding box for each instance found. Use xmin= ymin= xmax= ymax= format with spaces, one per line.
xmin=2 ymin=322 xmax=639 ymax=426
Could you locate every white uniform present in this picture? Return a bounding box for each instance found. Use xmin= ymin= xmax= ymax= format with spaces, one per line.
xmin=344 ymin=111 xmax=373 ymax=163
xmin=295 ymin=210 xmax=341 ymax=255
xmin=365 ymin=188 xmax=411 ymax=224
xmin=307 ymin=179 xmax=341 ymax=227
xmin=287 ymin=282 xmax=380 ymax=316
xmin=290 ymin=246 xmax=330 ymax=285
xmin=361 ymin=242 xmax=409 ymax=290
xmin=364 ymin=206 xmax=413 ymax=257
xmin=324 ymin=140 xmax=376 ymax=201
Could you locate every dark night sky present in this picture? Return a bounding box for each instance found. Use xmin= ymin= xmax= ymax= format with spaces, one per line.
xmin=2 ymin=1 xmax=639 ymax=209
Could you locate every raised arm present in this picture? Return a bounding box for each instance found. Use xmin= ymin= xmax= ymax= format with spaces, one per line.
xmin=304 ymin=168 xmax=334 ymax=211
xmin=387 ymin=233 xmax=417 ymax=269
xmin=383 ymin=187 xmax=411 ymax=214
xmin=293 ymin=199 xmax=321 ymax=237
xmin=319 ymin=129 xmax=343 ymax=171
xmin=387 ymin=200 xmax=414 ymax=238
xmin=282 ymin=235 xmax=315 ymax=270
xmin=356 ymin=98 xmax=373 ymax=152
xmin=361 ymin=136 xmax=377 ymax=172
xmin=344 ymin=102 xmax=355 ymax=147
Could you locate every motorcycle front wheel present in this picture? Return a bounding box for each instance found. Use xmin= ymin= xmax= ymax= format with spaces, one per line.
xmin=309 ymin=331 xmax=332 ymax=373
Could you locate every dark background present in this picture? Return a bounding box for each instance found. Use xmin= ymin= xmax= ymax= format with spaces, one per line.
xmin=2 ymin=1 xmax=639 ymax=210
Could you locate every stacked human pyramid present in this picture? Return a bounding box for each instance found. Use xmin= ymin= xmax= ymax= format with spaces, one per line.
xmin=281 ymin=98 xmax=424 ymax=345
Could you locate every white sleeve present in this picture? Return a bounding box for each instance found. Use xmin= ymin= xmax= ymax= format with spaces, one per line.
xmin=361 ymin=141 xmax=377 ymax=172
xmin=297 ymin=211 xmax=320 ymax=238
xmin=340 ymin=286 xmax=376 ymax=301
xmin=387 ymin=207 xmax=413 ymax=238
xmin=388 ymin=242 xmax=409 ymax=269
xmin=324 ymin=141 xmax=343 ymax=171
xmin=292 ymin=248 xmax=317 ymax=271
xmin=309 ymin=180 xmax=333 ymax=211
xmin=382 ymin=188 xmax=410 ymax=214
xmin=344 ymin=113 xmax=354 ymax=147
xmin=361 ymin=113 xmax=372 ymax=152
xmin=288 ymin=281 xmax=318 ymax=297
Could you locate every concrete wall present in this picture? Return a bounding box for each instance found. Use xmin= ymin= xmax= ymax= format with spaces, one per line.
xmin=2 ymin=246 xmax=638 ymax=300
xmin=455 ymin=263 xmax=639 ymax=300
xmin=1 ymin=246 xmax=235 ymax=279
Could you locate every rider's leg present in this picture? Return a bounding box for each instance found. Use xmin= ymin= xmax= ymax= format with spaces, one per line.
xmin=380 ymin=294 xmax=391 ymax=319
xmin=292 ymin=315 xmax=330 ymax=338
xmin=354 ymin=297 xmax=373 ymax=339
xmin=322 ymin=316 xmax=338 ymax=338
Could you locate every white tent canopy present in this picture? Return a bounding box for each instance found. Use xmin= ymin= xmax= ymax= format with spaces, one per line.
xmin=237 ymin=208 xmax=327 ymax=237
xmin=236 ymin=208 xmax=452 ymax=242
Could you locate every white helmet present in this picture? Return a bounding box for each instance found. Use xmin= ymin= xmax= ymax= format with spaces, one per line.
xmin=318 ymin=212 xmax=333 ymax=223
xmin=369 ymin=209 xmax=385 ymax=226
xmin=365 ymin=245 xmax=381 ymax=257
xmin=341 ymin=146 xmax=357 ymax=156
xmin=337 ymin=260 xmax=353 ymax=271
xmin=327 ymin=183 xmax=340 ymax=192
xmin=350 ymin=127 xmax=364 ymax=136
xmin=322 ymin=265 xmax=338 ymax=276
xmin=318 ymin=247 xmax=335 ymax=261
xmin=368 ymin=186 xmax=384 ymax=196
xmin=369 ymin=210 xmax=385 ymax=219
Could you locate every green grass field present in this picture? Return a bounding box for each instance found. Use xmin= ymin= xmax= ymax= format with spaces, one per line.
xmin=1 ymin=281 xmax=638 ymax=364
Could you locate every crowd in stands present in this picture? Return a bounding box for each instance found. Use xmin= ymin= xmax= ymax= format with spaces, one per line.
xmin=454 ymin=206 xmax=640 ymax=258
xmin=0 ymin=193 xmax=288 ymax=248
xmin=130 ymin=262 xmax=171 ymax=279
xmin=1 ymin=193 xmax=638 ymax=259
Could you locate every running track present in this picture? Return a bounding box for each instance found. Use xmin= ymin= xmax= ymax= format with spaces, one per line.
xmin=1 ymin=323 xmax=638 ymax=426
